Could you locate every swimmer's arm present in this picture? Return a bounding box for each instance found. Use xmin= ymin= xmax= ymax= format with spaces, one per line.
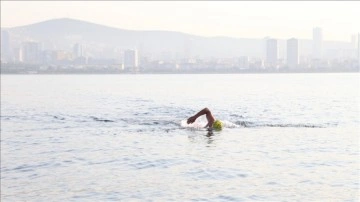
xmin=187 ymin=108 xmax=215 ymax=128
xmin=187 ymin=108 xmax=210 ymax=123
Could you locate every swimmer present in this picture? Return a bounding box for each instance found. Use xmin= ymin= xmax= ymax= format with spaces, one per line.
xmin=187 ymin=108 xmax=223 ymax=131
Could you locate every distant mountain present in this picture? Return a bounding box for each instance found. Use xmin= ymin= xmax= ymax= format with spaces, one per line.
xmin=2 ymin=18 xmax=353 ymax=59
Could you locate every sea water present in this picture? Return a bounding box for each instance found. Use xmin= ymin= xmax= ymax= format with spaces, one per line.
xmin=1 ymin=73 xmax=359 ymax=201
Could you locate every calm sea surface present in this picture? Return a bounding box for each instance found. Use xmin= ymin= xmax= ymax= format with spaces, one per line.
xmin=1 ymin=73 xmax=359 ymax=201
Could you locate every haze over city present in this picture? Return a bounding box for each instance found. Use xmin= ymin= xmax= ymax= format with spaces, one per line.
xmin=1 ymin=1 xmax=359 ymax=73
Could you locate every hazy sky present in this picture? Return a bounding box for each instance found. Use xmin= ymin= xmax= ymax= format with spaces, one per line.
xmin=1 ymin=1 xmax=359 ymax=41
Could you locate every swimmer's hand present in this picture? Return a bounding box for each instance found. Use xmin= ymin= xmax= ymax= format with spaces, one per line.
xmin=187 ymin=116 xmax=197 ymax=124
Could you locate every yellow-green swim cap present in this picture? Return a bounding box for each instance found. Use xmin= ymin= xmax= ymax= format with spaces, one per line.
xmin=213 ymin=120 xmax=223 ymax=131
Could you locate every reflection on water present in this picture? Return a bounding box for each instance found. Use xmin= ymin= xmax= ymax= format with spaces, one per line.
xmin=188 ymin=131 xmax=216 ymax=145
xmin=206 ymin=131 xmax=215 ymax=144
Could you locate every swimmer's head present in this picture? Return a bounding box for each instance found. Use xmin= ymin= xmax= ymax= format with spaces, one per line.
xmin=213 ymin=120 xmax=223 ymax=131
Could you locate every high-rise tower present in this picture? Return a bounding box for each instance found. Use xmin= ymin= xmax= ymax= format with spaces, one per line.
xmin=313 ymin=27 xmax=323 ymax=60
xmin=124 ymin=49 xmax=139 ymax=72
xmin=287 ymin=38 xmax=299 ymax=69
xmin=266 ymin=38 xmax=278 ymax=69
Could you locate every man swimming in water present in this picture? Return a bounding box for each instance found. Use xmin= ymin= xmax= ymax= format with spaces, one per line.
xmin=187 ymin=108 xmax=222 ymax=130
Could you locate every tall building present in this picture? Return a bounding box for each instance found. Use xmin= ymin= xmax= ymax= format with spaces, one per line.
xmin=1 ymin=30 xmax=11 ymax=62
xmin=20 ymin=41 xmax=41 ymax=64
xmin=313 ymin=27 xmax=323 ymax=59
xmin=266 ymin=38 xmax=278 ymax=68
xmin=286 ymin=38 xmax=299 ymax=69
xmin=124 ymin=49 xmax=139 ymax=72
xmin=73 ymin=43 xmax=85 ymax=58
xmin=72 ymin=43 xmax=87 ymax=64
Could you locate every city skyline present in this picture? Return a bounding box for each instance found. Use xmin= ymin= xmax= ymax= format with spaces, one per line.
xmin=1 ymin=1 xmax=360 ymax=41
xmin=1 ymin=17 xmax=359 ymax=74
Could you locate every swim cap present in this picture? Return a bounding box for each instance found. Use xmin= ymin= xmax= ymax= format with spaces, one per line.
xmin=213 ymin=120 xmax=223 ymax=131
